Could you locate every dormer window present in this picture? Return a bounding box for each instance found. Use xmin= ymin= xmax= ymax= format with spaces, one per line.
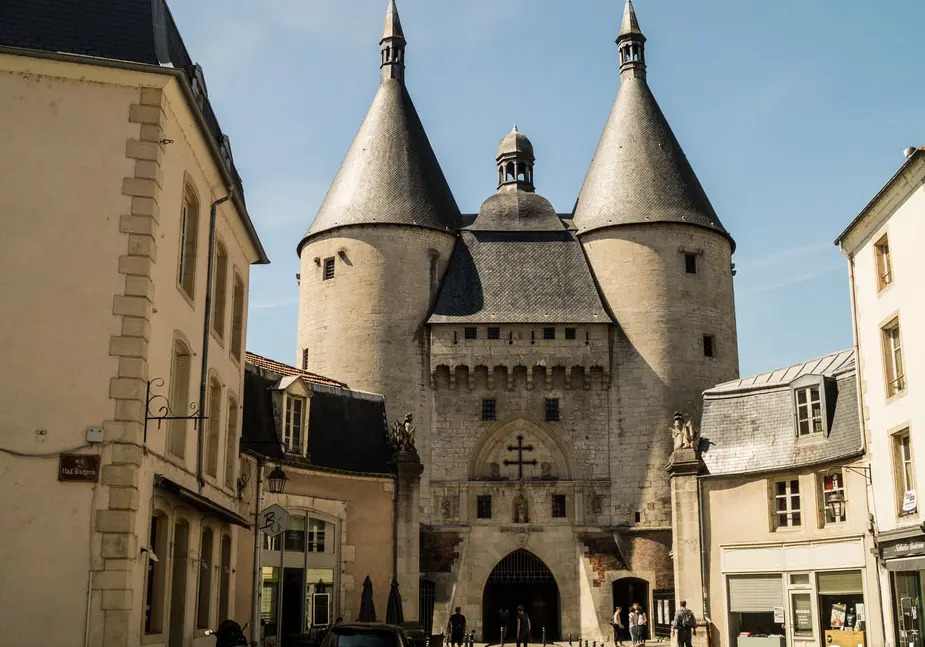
xmin=790 ymin=375 xmax=834 ymax=438
xmin=284 ymin=395 xmax=306 ymax=454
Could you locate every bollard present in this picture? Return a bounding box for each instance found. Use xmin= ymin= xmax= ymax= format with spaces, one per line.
xmin=501 ymin=628 xmax=505 ymax=647
xmin=585 ymin=640 xmax=590 ymax=647
xmin=568 ymin=634 xmax=572 ymax=646
xmin=542 ymin=627 xmax=547 ymax=647
xmin=593 ymin=641 xmax=597 ymax=647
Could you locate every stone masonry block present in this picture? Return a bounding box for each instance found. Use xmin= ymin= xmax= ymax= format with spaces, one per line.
xmin=139 ymin=87 xmax=164 ymax=107
xmin=109 ymin=336 xmax=147 ymax=358
xmin=104 ymin=420 xmax=143 ymax=442
xmin=111 ymin=444 xmax=144 ymax=466
xmin=101 ymin=589 xmax=133 ymax=611
xmin=104 ymin=559 xmax=135 ymax=571
xmin=129 ymin=104 xmax=164 ymax=126
xmin=108 ymin=487 xmax=140 ymax=511
xmin=109 ymin=377 xmax=146 ymax=402
xmin=139 ymin=123 xmax=165 ymax=143
xmin=96 ymin=510 xmax=135 ymax=534
xmin=92 ymin=569 xmax=133 ymax=591
xmin=120 ymin=318 xmax=151 ymax=341
xmin=122 ymin=177 xmax=158 ymax=199
xmin=125 ymin=140 xmax=163 ymax=163
xmin=130 ymin=196 xmax=159 ymax=220
xmin=114 ymin=400 xmax=144 ymax=424
xmin=101 ymin=533 xmax=137 ymax=559
xmin=127 ymin=234 xmax=157 ymax=260
xmin=103 ymin=609 xmax=131 ymax=646
xmin=123 ymin=275 xmax=154 ymax=300
xmin=118 ymin=356 xmax=148 ymax=379
xmin=118 ymin=255 xmax=154 ymax=278
xmin=134 ymin=159 xmax=162 ymax=185
xmin=119 ymin=214 xmax=157 ymax=237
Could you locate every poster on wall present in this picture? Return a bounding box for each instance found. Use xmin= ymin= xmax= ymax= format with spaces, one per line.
xmin=657 ymin=601 xmax=664 ymax=625
xmin=773 ymin=607 xmax=785 ymax=623
xmin=903 ymin=490 xmax=917 ymax=514
xmin=830 ymin=603 xmax=847 ymax=628
xmin=856 ymin=603 xmax=866 ymax=622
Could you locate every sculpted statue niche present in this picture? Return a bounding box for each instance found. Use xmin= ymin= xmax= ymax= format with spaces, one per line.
xmin=512 ymin=494 xmax=529 ymax=524
xmin=671 ymin=412 xmax=698 ymax=452
xmin=390 ymin=413 xmax=416 ymax=452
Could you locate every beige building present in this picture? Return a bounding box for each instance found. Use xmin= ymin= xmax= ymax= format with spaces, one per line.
xmin=296 ymin=1 xmax=738 ymax=641
xmin=236 ymin=354 xmax=400 ymax=644
xmin=836 ymin=147 xmax=925 ymax=647
xmin=0 ymin=3 xmax=267 ymax=647
xmin=673 ymin=351 xmax=884 ymax=647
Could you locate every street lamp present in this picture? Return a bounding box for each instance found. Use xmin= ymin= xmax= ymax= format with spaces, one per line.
xmin=267 ymin=465 xmax=288 ymax=494
xmin=826 ymin=489 xmax=846 ymax=521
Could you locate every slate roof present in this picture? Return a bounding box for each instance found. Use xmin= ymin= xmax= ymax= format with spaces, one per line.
xmin=0 ymin=0 xmax=268 ymax=263
xmin=572 ymin=4 xmax=732 ymax=247
xmin=428 ymin=229 xmax=611 ymax=324
xmin=471 ymin=188 xmax=565 ymax=232
xmin=699 ymin=350 xmax=862 ymax=477
xmin=243 ymin=359 xmax=392 ymax=475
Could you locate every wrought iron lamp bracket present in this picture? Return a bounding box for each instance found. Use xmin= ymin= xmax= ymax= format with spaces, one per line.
xmin=144 ymin=377 xmax=207 ymax=445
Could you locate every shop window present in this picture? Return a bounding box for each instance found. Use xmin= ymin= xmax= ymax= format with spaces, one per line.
xmin=308 ymin=518 xmax=326 ymax=553
xmin=261 ymin=566 xmax=278 ymax=624
xmin=791 ymin=592 xmax=814 ymax=638
xmin=196 ymin=528 xmax=214 ymax=628
xmin=144 ymin=513 xmax=168 ymax=634
xmin=772 ymin=478 xmax=802 ymax=529
xmin=895 ymin=571 xmax=924 ymax=647
xmin=285 ymin=515 xmax=307 ymax=553
xmin=817 ymin=571 xmax=864 ymax=633
xmin=820 ymin=471 xmax=847 ymax=525
xmin=477 ymin=495 xmax=492 ymax=519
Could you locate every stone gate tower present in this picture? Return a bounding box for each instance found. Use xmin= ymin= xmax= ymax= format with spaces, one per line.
xmin=573 ymin=0 xmax=738 ymax=533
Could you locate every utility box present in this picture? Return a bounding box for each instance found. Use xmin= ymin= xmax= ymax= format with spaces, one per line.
xmin=86 ymin=427 xmax=104 ymax=443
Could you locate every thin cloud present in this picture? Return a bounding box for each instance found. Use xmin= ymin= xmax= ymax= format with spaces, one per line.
xmin=738 ymin=263 xmax=844 ymax=298
xmin=250 ymin=299 xmax=299 ymax=310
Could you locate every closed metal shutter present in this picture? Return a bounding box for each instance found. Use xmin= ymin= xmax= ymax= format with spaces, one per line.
xmin=728 ymin=575 xmax=784 ymax=613
xmin=817 ymin=571 xmax=863 ymax=595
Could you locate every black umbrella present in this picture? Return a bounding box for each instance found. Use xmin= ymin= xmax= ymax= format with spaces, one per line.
xmin=386 ymin=578 xmax=405 ymax=625
xmin=358 ymin=575 xmax=377 ymax=622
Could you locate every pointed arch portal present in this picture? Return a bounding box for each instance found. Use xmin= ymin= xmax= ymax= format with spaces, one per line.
xmin=482 ymin=550 xmax=560 ymax=642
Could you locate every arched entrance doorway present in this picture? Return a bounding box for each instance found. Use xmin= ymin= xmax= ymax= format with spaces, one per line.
xmin=483 ymin=550 xmax=560 ymax=643
xmin=612 ymin=577 xmax=650 ymax=643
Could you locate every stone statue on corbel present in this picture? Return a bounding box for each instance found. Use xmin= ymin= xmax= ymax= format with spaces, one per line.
xmin=669 ymin=412 xmax=701 ymax=466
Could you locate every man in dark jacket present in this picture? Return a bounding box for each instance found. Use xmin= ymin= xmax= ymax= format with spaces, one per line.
xmin=449 ymin=607 xmax=467 ymax=647
xmin=672 ymin=601 xmax=697 ymax=647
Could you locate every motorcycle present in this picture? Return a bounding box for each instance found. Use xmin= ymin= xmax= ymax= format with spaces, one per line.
xmin=205 ymin=619 xmax=250 ymax=647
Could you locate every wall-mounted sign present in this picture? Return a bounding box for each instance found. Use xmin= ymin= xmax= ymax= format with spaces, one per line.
xmin=903 ymin=490 xmax=917 ymax=514
xmin=58 ymin=454 xmax=101 ymax=482
xmin=773 ymin=606 xmax=785 ymax=623
xmin=882 ymin=538 xmax=925 ymax=560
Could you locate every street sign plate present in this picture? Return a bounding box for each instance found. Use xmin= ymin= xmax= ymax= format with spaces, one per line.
xmin=258 ymin=504 xmax=289 ymax=537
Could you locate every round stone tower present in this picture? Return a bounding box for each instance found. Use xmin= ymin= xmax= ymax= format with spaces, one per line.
xmin=296 ymin=0 xmax=459 ymax=426
xmin=572 ymin=0 xmax=739 ymax=531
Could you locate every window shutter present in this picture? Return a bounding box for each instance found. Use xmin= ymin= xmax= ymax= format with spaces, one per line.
xmin=727 ymin=575 xmax=783 ymax=613
xmin=816 ymin=571 xmax=863 ymax=595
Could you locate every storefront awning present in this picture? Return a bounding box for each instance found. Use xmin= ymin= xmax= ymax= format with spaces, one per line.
xmin=884 ymin=556 xmax=925 ymax=572
xmin=154 ymin=475 xmax=250 ymax=529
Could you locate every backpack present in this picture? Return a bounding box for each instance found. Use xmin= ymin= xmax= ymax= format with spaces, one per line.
xmin=678 ymin=609 xmax=696 ymax=630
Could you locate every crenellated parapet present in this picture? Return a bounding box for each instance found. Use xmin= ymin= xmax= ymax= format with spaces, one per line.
xmin=429 ymin=323 xmax=611 ymax=391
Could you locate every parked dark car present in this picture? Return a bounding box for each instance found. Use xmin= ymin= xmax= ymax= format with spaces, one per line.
xmin=320 ymin=623 xmax=411 ymax=647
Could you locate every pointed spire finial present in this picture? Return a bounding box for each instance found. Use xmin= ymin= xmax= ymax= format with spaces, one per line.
xmin=619 ymin=0 xmax=644 ymax=40
xmin=511 ymin=125 xmax=519 ymax=134
xmin=380 ymin=0 xmax=406 ymax=83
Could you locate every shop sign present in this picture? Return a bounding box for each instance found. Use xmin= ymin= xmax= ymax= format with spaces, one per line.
xmin=58 ymin=454 xmax=101 ymax=482
xmin=882 ymin=538 xmax=925 ymax=559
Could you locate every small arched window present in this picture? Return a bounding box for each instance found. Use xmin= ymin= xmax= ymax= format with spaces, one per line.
xmin=206 ymin=378 xmax=222 ymax=478
xmin=168 ymin=340 xmax=192 ymax=458
xmin=230 ymin=273 xmax=245 ymax=362
xmin=178 ymin=185 xmax=200 ymax=298
xmin=212 ymin=241 xmax=228 ymax=339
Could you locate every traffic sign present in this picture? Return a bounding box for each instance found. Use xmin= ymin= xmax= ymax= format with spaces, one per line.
xmin=258 ymin=504 xmax=289 ymax=537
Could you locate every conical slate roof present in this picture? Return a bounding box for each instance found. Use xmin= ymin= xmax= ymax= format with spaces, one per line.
xmin=572 ymin=4 xmax=732 ymax=246
xmin=301 ymin=1 xmax=459 ymax=245
xmin=618 ymin=0 xmax=644 ymax=40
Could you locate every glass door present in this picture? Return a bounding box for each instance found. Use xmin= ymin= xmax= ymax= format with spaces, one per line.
xmin=790 ymin=591 xmax=815 ymax=647
xmin=896 ymin=572 xmax=923 ymax=647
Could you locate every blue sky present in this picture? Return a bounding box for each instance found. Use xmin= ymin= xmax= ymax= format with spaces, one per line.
xmin=170 ymin=0 xmax=925 ymax=378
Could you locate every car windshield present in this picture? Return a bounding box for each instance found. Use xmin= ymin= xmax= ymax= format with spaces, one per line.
xmin=325 ymin=628 xmax=398 ymax=647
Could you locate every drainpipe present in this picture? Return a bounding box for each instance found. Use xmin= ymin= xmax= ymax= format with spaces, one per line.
xmin=697 ymin=477 xmax=712 ymax=645
xmin=252 ymin=458 xmax=265 ymax=646
xmin=197 ymin=190 xmax=233 ymax=492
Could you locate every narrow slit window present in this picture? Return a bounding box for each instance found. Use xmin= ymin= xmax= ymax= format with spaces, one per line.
xmin=477 ymin=495 xmax=492 ymax=519
xmin=481 ymin=399 xmax=497 ymax=421
xmin=322 ymin=257 xmax=335 ymax=281
xmin=685 ymin=253 xmax=697 ymax=274
xmin=552 ymin=495 xmax=567 ymax=518
xmin=464 ymin=327 xmax=477 ymax=340
xmin=544 ymin=398 xmax=560 ymax=422
xmin=302 ymin=348 xmax=309 ymax=370
xmin=703 ymin=335 xmax=715 ymax=358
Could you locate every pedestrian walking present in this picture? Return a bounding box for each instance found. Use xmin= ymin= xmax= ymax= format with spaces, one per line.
xmin=499 ymin=607 xmax=511 ymax=646
xmin=516 ymin=605 xmax=531 ymax=647
xmin=611 ymin=606 xmax=625 ymax=646
xmin=671 ymin=601 xmax=696 ymax=647
xmin=449 ymin=607 xmax=467 ymax=647
xmin=635 ymin=604 xmax=647 ymax=646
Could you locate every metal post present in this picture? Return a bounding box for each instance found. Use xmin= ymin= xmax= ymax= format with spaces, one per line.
xmin=568 ymin=633 xmax=572 ymax=646
xmin=276 ymin=531 xmax=286 ymax=645
xmin=251 ymin=459 xmax=265 ymax=646
xmin=542 ymin=627 xmax=546 ymax=646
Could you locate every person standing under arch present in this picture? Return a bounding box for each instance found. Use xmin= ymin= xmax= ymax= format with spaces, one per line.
xmin=449 ymin=607 xmax=466 ymax=647
xmin=516 ymin=605 xmax=531 ymax=647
